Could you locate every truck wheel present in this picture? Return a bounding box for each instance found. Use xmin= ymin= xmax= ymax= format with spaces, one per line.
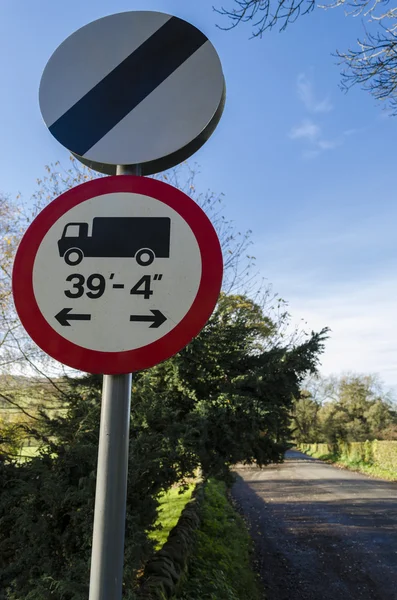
xmin=136 ymin=248 xmax=155 ymax=266
xmin=64 ymin=248 xmax=84 ymax=266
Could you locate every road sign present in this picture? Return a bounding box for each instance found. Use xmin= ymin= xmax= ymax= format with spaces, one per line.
xmin=39 ymin=11 xmax=226 ymax=176
xmin=12 ymin=176 xmax=223 ymax=374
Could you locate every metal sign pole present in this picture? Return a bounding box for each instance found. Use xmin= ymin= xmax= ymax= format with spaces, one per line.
xmin=88 ymin=164 xmax=141 ymax=600
xmin=29 ymin=12 xmax=224 ymax=600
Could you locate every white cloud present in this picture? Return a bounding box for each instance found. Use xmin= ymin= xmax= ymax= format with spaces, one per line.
xmin=297 ymin=73 xmax=333 ymax=113
xmin=259 ymin=260 xmax=397 ymax=392
xmin=289 ymin=119 xmax=320 ymax=142
xmin=289 ymin=119 xmax=340 ymax=155
xmin=287 ymin=278 xmax=397 ymax=393
xmin=255 ymin=219 xmax=397 ymax=392
xmin=342 ymin=127 xmax=368 ymax=138
xmin=290 ymin=73 xmax=339 ymax=156
xmin=317 ymin=139 xmax=339 ymax=150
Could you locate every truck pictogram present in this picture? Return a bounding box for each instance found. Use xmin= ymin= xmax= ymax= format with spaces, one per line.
xmin=58 ymin=217 xmax=171 ymax=266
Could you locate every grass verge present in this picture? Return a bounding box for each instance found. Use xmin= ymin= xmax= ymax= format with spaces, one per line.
xmin=149 ymin=484 xmax=195 ymax=550
xmin=175 ymin=479 xmax=261 ymax=600
xmin=303 ymin=450 xmax=397 ymax=482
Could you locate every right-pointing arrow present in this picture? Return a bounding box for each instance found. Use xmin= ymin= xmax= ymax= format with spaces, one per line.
xmin=129 ymin=310 xmax=167 ymax=329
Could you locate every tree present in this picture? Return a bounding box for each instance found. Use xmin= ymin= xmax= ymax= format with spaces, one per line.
xmin=290 ymin=390 xmax=322 ymax=443
xmin=0 ymin=293 xmax=327 ymax=599
xmin=172 ymin=294 xmax=327 ymax=474
xmin=0 ymin=154 xmax=328 ymax=598
xmin=0 ymin=190 xmax=51 ymax=374
xmin=323 ymin=373 xmax=396 ymax=441
xmin=216 ymin=0 xmax=397 ymax=113
xmin=300 ymin=372 xmax=397 ymax=443
xmin=0 ymin=194 xmax=26 ymax=370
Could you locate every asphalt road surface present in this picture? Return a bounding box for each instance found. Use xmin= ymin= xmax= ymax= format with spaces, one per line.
xmin=231 ymin=450 xmax=397 ymax=600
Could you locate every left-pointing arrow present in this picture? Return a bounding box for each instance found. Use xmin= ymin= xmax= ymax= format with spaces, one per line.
xmin=55 ymin=308 xmax=92 ymax=327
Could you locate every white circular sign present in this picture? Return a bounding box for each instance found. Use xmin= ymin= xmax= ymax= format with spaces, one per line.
xmin=39 ymin=11 xmax=226 ymax=175
xmin=33 ymin=192 xmax=201 ymax=352
xmin=12 ymin=177 xmax=223 ymax=374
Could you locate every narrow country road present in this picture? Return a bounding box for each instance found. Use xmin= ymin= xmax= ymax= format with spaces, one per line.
xmin=232 ymin=450 xmax=397 ymax=600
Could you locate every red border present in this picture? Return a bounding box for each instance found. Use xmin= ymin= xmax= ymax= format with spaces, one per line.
xmin=12 ymin=176 xmax=223 ymax=374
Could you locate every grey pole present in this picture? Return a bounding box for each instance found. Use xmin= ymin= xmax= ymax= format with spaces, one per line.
xmin=88 ymin=163 xmax=141 ymax=600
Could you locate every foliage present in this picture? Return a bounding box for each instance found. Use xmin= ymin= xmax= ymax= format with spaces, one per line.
xmin=216 ymin=0 xmax=397 ymax=114
xmin=299 ymin=439 xmax=397 ymax=480
xmin=372 ymin=439 xmax=397 ymax=472
xmin=0 ymin=375 xmax=159 ymax=600
xmin=291 ymin=373 xmax=397 ymax=444
xmin=290 ymin=390 xmax=321 ymax=444
xmin=0 ymin=188 xmax=67 ymax=375
xmin=175 ymin=479 xmax=261 ymax=600
xmin=0 ymin=292 xmax=326 ymax=599
xmin=0 ymin=195 xmax=35 ymax=370
xmin=0 ymin=375 xmax=68 ymax=462
xmin=0 ymin=158 xmax=328 ymax=597
xmin=161 ymin=294 xmax=327 ymax=478
xmin=0 ymin=443 xmax=98 ymax=600
xmin=299 ymin=442 xmax=332 ymax=458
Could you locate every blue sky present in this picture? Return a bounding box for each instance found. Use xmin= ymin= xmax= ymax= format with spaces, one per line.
xmin=1 ymin=0 xmax=397 ymax=390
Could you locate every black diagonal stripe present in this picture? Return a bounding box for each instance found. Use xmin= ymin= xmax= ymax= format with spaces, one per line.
xmin=49 ymin=17 xmax=208 ymax=157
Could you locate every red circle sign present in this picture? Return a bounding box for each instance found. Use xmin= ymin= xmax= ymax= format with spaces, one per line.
xmin=12 ymin=176 xmax=223 ymax=374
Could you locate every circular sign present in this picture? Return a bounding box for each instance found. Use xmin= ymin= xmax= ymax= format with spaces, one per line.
xmin=39 ymin=11 xmax=226 ymax=175
xmin=12 ymin=177 xmax=223 ymax=374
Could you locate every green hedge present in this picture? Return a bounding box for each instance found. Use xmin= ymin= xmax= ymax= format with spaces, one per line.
xmin=372 ymin=441 xmax=397 ymax=472
xmin=298 ymin=440 xmax=397 ymax=473
xmin=299 ymin=442 xmax=332 ymax=457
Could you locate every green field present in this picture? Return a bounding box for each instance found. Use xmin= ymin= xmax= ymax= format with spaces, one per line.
xmin=149 ymin=484 xmax=195 ymax=550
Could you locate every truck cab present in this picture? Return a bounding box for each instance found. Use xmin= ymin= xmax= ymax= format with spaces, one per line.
xmin=58 ymin=223 xmax=89 ymax=265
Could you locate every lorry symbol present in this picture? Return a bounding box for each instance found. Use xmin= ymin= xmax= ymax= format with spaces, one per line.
xmin=58 ymin=217 xmax=171 ymax=266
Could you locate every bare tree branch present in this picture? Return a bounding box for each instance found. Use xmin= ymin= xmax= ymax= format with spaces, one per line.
xmin=336 ymin=23 xmax=397 ymax=113
xmin=214 ymin=0 xmax=315 ymax=35
xmin=216 ymin=0 xmax=397 ymax=112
